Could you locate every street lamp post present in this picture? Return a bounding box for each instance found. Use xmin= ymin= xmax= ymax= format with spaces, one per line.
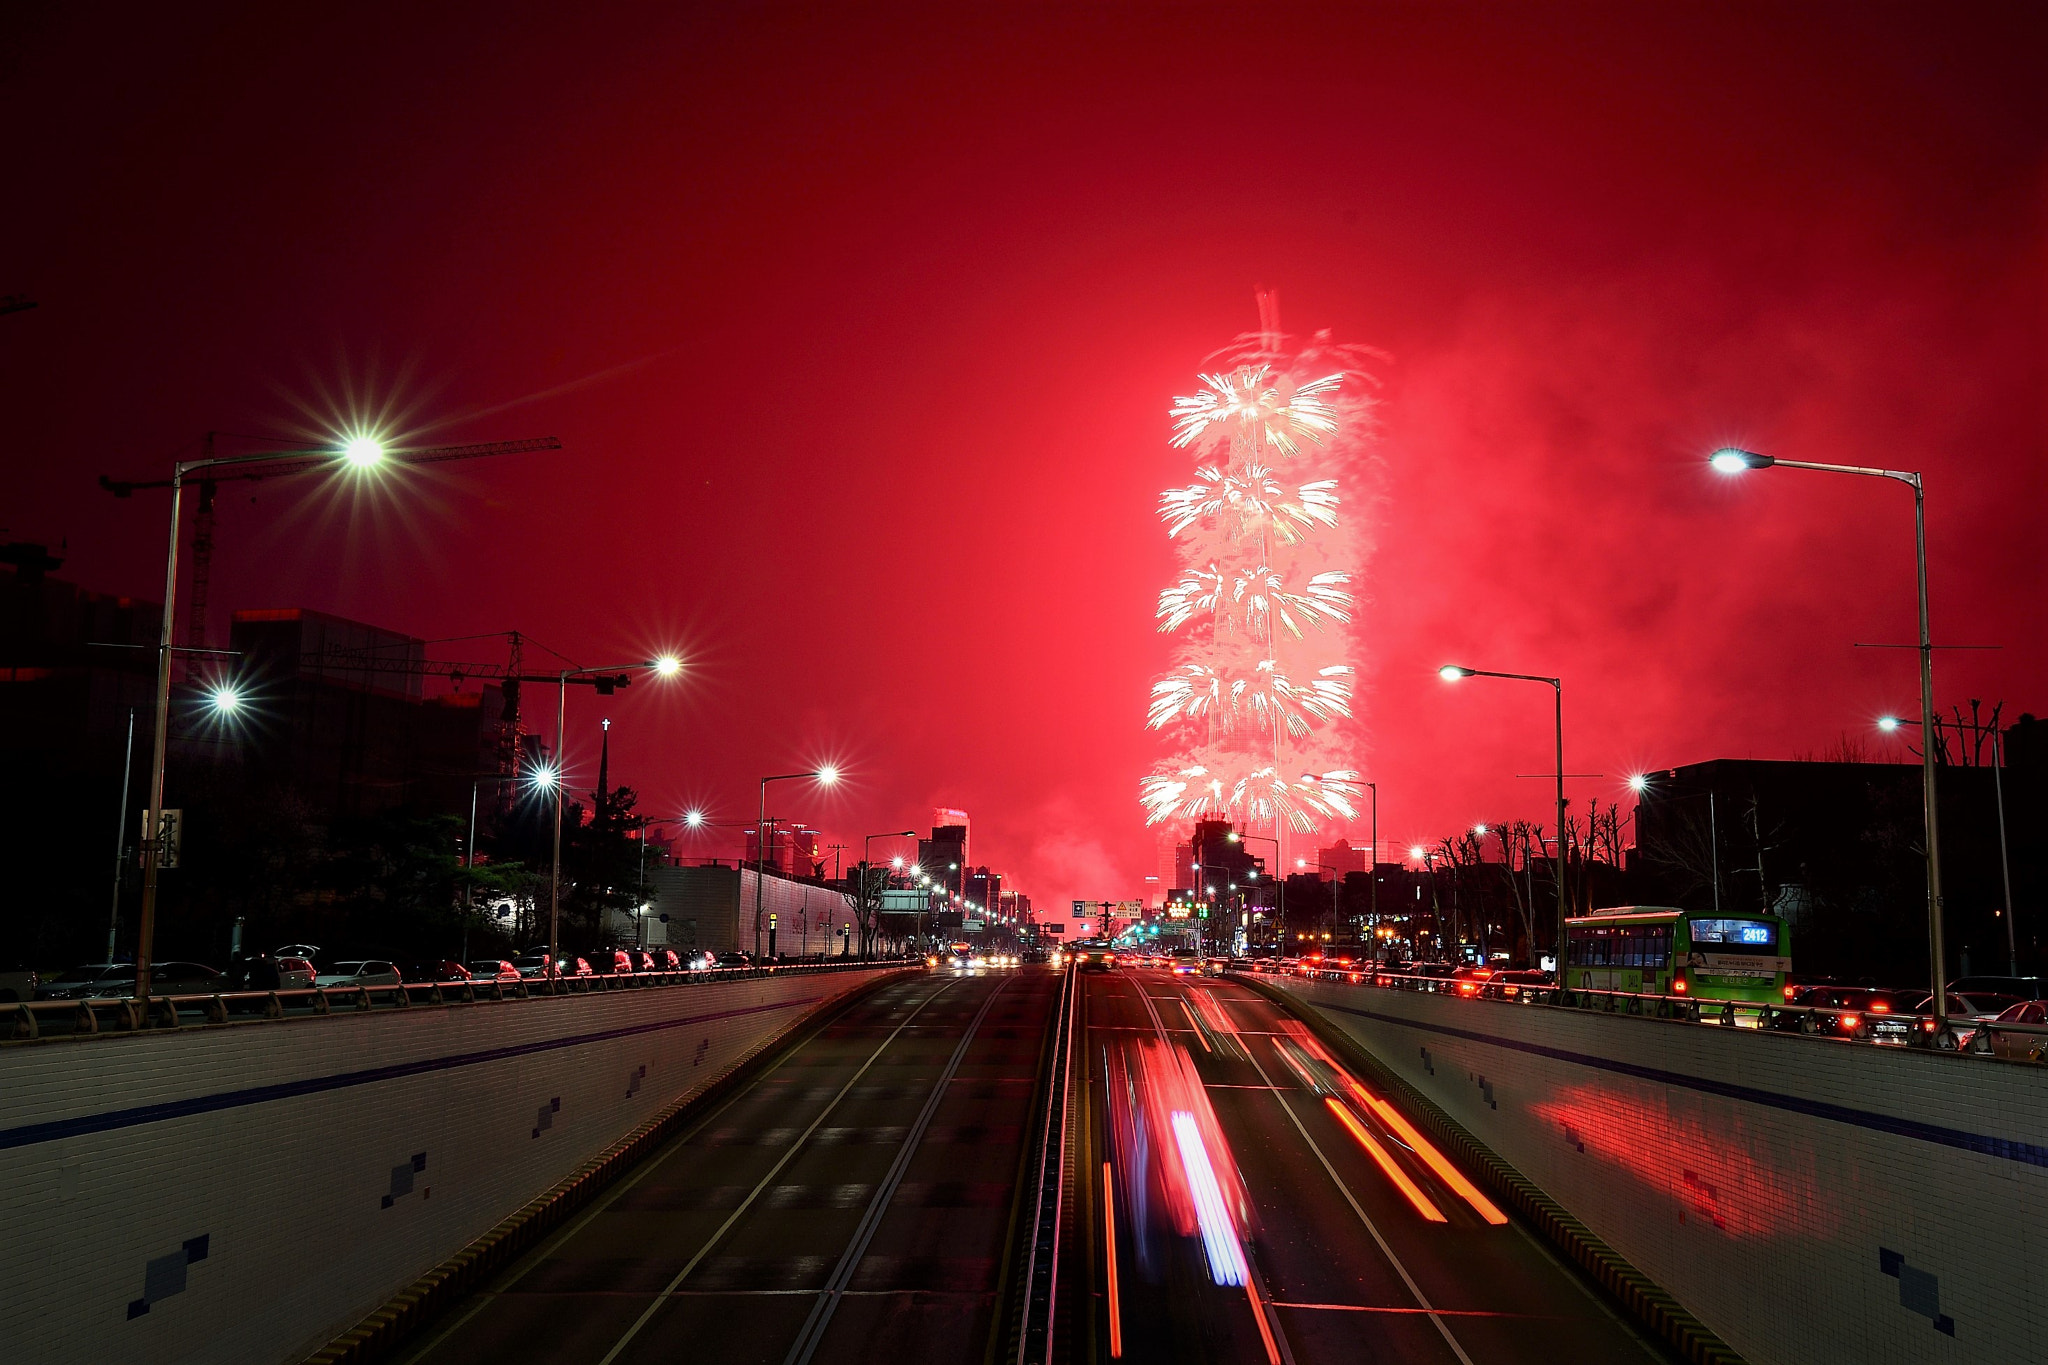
xmin=757 ymin=769 xmax=838 ymax=958
xmin=540 ymin=656 xmax=680 ymax=989
xmin=1227 ymin=831 xmax=1285 ymax=948
xmin=1440 ymin=665 xmax=1567 ymax=983
xmin=862 ymin=830 xmax=917 ymax=958
xmin=1715 ymin=448 xmax=1949 ymax=1033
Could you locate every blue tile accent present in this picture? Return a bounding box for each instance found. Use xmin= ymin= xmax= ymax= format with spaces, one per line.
xmin=627 ymin=1063 xmax=647 ymax=1098
xmin=1320 ymin=999 xmax=2048 ymax=1170
xmin=1419 ymin=1045 xmax=1434 ymax=1075
xmin=533 ymin=1097 xmax=560 ymax=1139
xmin=1880 ymin=1246 xmax=1956 ymax=1336
xmin=4 ymin=995 xmax=821 ymax=1153
xmin=1478 ymin=1075 xmax=1497 ymax=1109
xmin=381 ymin=1153 xmax=427 ymax=1208
xmin=126 ymin=1234 xmax=210 ymax=1319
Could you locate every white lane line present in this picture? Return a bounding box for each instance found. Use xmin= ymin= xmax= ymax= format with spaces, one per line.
xmin=591 ymin=980 xmax=961 ymax=1365
xmin=1219 ymin=989 xmax=1478 ymax=1365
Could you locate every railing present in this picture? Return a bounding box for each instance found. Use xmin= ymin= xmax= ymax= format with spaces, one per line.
xmin=1009 ymin=961 xmax=1076 ymax=1365
xmin=5 ymin=958 xmax=916 ymax=1043
xmin=1238 ymin=962 xmax=2048 ymax=1062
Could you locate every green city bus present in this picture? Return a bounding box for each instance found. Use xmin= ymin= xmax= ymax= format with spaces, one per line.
xmin=1564 ymin=906 xmax=1791 ymax=1005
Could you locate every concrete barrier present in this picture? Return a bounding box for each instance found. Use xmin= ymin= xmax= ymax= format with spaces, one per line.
xmin=1264 ymin=975 xmax=2046 ymax=1365
xmin=0 ymin=965 xmax=905 ymax=1365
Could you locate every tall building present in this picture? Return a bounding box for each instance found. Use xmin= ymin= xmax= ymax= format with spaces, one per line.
xmin=918 ymin=823 xmax=967 ymax=899
xmin=1314 ymin=839 xmax=1367 ymax=880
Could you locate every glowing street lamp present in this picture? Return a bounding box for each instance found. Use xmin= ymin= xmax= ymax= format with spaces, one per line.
xmin=1627 ymin=774 xmax=1649 ymax=793
xmin=341 ymin=435 xmax=386 ymax=468
xmin=1440 ymin=663 xmax=1567 ymax=981
xmin=1711 ymin=445 xmax=1951 ymax=1034
xmin=210 ymin=687 xmax=241 ymax=714
xmin=756 ymin=768 xmax=839 ymax=958
xmin=541 ymin=659 xmax=682 ymax=984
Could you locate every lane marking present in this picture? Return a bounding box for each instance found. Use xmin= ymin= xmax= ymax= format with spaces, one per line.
xmin=592 ymin=980 xmax=960 ymax=1365
xmin=1272 ymin=1302 xmax=1561 ymax=1318
xmin=1103 ymin=1162 xmax=1123 ymax=1358
xmin=1325 ymin=1098 xmax=1446 ymax=1222
xmin=1181 ymin=997 xmax=1213 ymax=1052
xmin=782 ymin=979 xmax=1010 ymax=1365
xmin=1211 ymin=983 xmax=1479 ymax=1365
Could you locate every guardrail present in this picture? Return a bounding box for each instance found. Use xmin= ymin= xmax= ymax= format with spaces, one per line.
xmin=1238 ymin=963 xmax=2048 ymax=1062
xmin=5 ymin=958 xmax=917 ymax=1043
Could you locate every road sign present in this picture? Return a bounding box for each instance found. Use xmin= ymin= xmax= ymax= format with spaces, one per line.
xmin=141 ymin=808 xmax=182 ymax=870
xmin=963 ymin=918 xmax=984 ymax=932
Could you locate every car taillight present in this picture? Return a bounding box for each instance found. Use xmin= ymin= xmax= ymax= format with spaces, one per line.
xmin=1840 ymin=1013 xmax=1860 ymax=1030
xmin=1870 ymin=1001 xmax=1889 ymax=1013
xmin=1783 ymin=985 xmax=1796 ymax=1000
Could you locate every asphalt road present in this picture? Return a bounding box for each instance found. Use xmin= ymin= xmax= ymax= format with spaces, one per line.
xmin=1071 ymin=967 xmax=1672 ymax=1365
xmin=399 ymin=968 xmax=1060 ymax=1365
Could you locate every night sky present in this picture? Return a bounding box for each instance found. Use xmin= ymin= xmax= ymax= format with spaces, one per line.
xmin=4 ymin=4 xmax=2042 ymax=913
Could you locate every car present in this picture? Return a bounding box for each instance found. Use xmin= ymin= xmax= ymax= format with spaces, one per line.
xmin=711 ymin=951 xmax=754 ymax=970
xmin=404 ymin=960 xmax=472 ymax=984
xmin=1966 ymin=1000 xmax=2047 ymax=1061
xmin=274 ymin=944 xmax=323 ymax=969
xmin=1787 ymin=987 xmax=1923 ymax=1040
xmin=597 ymin=948 xmax=635 ymax=975
xmin=34 ymin=963 xmax=137 ymax=1001
xmin=1490 ymin=968 xmax=1555 ymax=997
xmin=148 ymin=961 xmax=224 ymax=995
xmin=316 ymin=960 xmax=403 ymax=989
xmin=1948 ymin=975 xmax=2045 ymax=1002
xmin=654 ymin=949 xmax=682 ymax=971
xmin=0 ymin=962 xmax=40 ymax=1002
xmin=1069 ymin=939 xmax=1118 ymax=971
xmin=468 ymin=960 xmax=522 ymax=984
xmin=1451 ymin=966 xmax=1497 ymax=997
xmin=1168 ymin=949 xmax=1203 ymax=976
xmin=275 ymin=957 xmax=318 ymax=990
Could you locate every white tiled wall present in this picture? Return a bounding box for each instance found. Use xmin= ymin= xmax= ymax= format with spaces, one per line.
xmin=0 ymin=969 xmax=901 ymax=1365
xmin=1278 ymin=979 xmax=2045 ymax=1365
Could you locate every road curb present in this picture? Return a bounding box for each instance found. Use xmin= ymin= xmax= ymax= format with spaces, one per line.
xmin=302 ymin=968 xmax=918 ymax=1365
xmin=1234 ymin=973 xmax=1749 ymax=1365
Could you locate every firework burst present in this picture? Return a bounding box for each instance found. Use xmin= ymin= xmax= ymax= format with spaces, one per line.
xmin=1142 ymin=302 xmax=1376 ymax=856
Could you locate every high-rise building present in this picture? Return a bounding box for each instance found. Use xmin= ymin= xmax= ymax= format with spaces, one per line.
xmin=918 ymin=823 xmax=967 ymax=899
xmin=1314 ymin=839 xmax=1367 ymax=880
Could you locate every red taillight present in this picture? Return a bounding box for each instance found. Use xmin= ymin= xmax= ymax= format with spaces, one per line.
xmin=1783 ymin=985 xmax=1796 ymax=1000
xmin=1840 ymin=1013 xmax=1861 ymax=1030
xmin=1871 ymin=1002 xmax=1889 ymax=1013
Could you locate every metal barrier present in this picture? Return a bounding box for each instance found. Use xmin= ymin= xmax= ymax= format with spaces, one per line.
xmin=5 ymin=958 xmax=917 ymax=1043
xmin=1236 ymin=963 xmax=2048 ymax=1062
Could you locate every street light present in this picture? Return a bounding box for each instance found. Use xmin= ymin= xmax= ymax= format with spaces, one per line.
xmin=1713 ymin=446 xmax=1950 ymax=1034
xmin=863 ymin=829 xmax=918 ymax=957
xmin=542 ymin=660 xmax=680 ymax=987
xmin=1441 ymin=663 xmax=1567 ymax=979
xmin=125 ymin=432 xmax=557 ymax=1003
xmin=757 ymin=769 xmax=839 ymax=958
xmin=1876 ymin=714 xmax=2016 ymax=978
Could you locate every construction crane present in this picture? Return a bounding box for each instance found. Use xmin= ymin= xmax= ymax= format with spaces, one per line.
xmin=100 ymin=433 xmax=562 ymax=648
xmin=296 ymin=634 xmax=634 ymax=790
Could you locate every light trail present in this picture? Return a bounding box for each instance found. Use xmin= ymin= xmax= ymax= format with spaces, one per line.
xmin=1345 ymin=1081 xmax=1509 ymax=1225
xmin=1172 ymin=1110 xmax=1249 ymax=1286
xmin=1103 ymin=1162 xmax=1123 ymax=1358
xmin=1324 ymin=1098 xmax=1446 ymax=1222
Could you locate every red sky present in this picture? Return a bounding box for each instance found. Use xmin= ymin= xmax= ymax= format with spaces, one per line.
xmin=4 ymin=4 xmax=2042 ymax=915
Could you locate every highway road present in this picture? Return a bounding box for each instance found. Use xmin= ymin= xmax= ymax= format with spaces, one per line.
xmin=1072 ymin=966 xmax=1670 ymax=1364
xmin=391 ymin=963 xmax=1670 ymax=1364
xmin=398 ymin=969 xmax=1060 ymax=1365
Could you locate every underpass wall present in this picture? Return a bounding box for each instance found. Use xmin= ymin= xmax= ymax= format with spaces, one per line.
xmin=0 ymin=967 xmax=904 ymax=1365
xmin=1269 ymin=977 xmax=2046 ymax=1365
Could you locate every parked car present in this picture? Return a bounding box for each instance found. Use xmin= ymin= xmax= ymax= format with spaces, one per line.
xmin=148 ymin=961 xmax=224 ymax=995
xmin=35 ymin=963 xmax=137 ymax=1000
xmin=1451 ymin=966 xmax=1497 ymax=997
xmin=468 ymin=960 xmax=522 ymax=984
xmin=275 ymin=957 xmax=318 ymax=990
xmin=404 ymin=960 xmax=472 ymax=984
xmin=0 ymin=962 xmax=40 ymax=1002
xmin=513 ymin=952 xmax=553 ymax=979
xmin=315 ymin=960 xmax=402 ymax=989
xmin=654 ymin=949 xmax=683 ymax=971
xmin=597 ymin=948 xmax=635 ymax=975
xmin=1787 ymin=987 xmax=1924 ymax=1040
xmin=711 ymin=951 xmax=754 ymax=969
xmin=1966 ymin=1000 xmax=2048 ymax=1062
